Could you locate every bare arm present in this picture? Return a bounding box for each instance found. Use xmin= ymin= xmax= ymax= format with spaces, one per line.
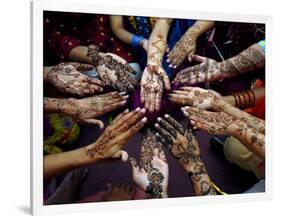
xmin=110 ymin=15 xmax=134 ymax=45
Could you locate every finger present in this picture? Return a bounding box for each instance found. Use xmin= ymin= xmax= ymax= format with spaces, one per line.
xmin=145 ymin=91 xmax=151 ymax=111
xmin=121 ymin=117 xmax=147 ymax=140
xmin=105 ymin=183 xmax=113 ymax=196
xmin=156 ymin=117 xmax=177 ymax=139
xmin=112 ymin=150 xmax=129 ymax=162
xmin=69 ymin=62 xmax=94 ymax=71
xmin=188 ymin=50 xmax=195 ymax=62
xmin=83 ymin=118 xmax=104 ymax=129
xmin=158 ymin=147 xmax=167 ymax=162
xmin=155 ymin=132 xmax=168 ymax=145
xmin=112 ymin=107 xmax=143 ymax=130
xmin=87 ymin=77 xmax=105 ymax=86
xmin=140 ymin=86 xmax=145 ymax=103
xmin=163 ymin=74 xmax=171 ymax=91
xmin=164 ymin=114 xmax=185 ymax=134
xmin=155 ymin=91 xmax=162 ymax=111
xmin=180 ymin=86 xmax=195 ymax=92
xmin=190 ymin=54 xmax=206 ymax=63
xmin=154 ymin=123 xmax=174 ymax=142
xmin=103 ymin=100 xmax=127 ymax=113
xmin=148 ymin=91 xmax=156 ymax=113
xmin=111 ymin=109 xmax=130 ymax=125
xmin=129 ymin=157 xmax=140 ymax=175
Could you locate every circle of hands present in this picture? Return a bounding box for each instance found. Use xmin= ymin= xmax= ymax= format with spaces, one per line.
xmin=44 ymin=44 xmax=242 ymax=197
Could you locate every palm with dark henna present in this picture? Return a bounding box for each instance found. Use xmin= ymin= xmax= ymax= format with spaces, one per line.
xmin=129 ymin=130 xmax=168 ymax=198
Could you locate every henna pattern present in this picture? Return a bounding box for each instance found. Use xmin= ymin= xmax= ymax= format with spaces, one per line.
xmin=199 ymin=181 xmax=216 ymax=195
xmin=145 ymin=168 xmax=165 ymax=198
xmin=87 ymin=45 xmax=101 ymax=65
xmin=96 ymin=54 xmax=137 ymax=92
xmin=148 ymin=33 xmax=167 ymax=66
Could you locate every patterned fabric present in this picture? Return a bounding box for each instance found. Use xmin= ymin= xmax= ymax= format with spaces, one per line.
xmin=43 ymin=113 xmax=80 ymax=154
xmin=44 ymin=11 xmax=135 ymax=65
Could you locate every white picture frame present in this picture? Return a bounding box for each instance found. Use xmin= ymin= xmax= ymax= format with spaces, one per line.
xmin=31 ymin=0 xmax=272 ymax=215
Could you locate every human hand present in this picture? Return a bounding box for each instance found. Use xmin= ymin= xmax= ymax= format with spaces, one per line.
xmin=46 ymin=62 xmax=104 ymax=96
xmin=141 ymin=64 xmax=171 ymax=113
xmin=182 ymin=106 xmax=238 ymax=136
xmin=96 ymin=53 xmax=137 ymax=92
xmin=154 ymin=114 xmax=202 ymax=169
xmin=167 ymin=32 xmax=197 ymax=68
xmin=168 ymin=87 xmax=222 ymax=110
xmin=129 ymin=130 xmax=168 ymax=198
xmin=104 ymin=183 xmax=135 ymax=201
xmin=173 ymin=55 xmax=222 ymax=86
xmin=67 ymin=91 xmax=129 ymax=128
xmin=84 ymin=108 xmax=147 ymax=162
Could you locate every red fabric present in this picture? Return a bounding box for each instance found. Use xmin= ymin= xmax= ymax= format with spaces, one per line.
xmin=44 ymin=12 xmax=134 ymax=63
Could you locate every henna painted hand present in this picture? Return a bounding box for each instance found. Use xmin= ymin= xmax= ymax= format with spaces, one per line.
xmin=104 ymin=183 xmax=135 ymax=201
xmin=141 ymin=64 xmax=171 ymax=113
xmin=129 ymin=130 xmax=168 ymax=198
xmin=67 ymin=91 xmax=129 ymax=128
xmin=167 ymin=33 xmax=197 ymax=68
xmin=46 ymin=62 xmax=104 ymax=96
xmin=84 ymin=108 xmax=147 ymax=162
xmin=154 ymin=114 xmax=201 ymax=167
xmin=173 ymin=55 xmax=222 ymax=86
xmin=96 ymin=53 xmax=137 ymax=92
xmin=168 ymin=87 xmax=222 ymax=110
xmin=182 ymin=106 xmax=238 ymax=136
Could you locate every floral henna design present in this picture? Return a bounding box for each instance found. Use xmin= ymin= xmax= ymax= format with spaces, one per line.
xmin=96 ymin=54 xmax=137 ymax=92
xmin=145 ymin=168 xmax=165 ymax=198
xmin=87 ymin=45 xmax=101 ymax=65
xmin=46 ymin=62 xmax=104 ymax=96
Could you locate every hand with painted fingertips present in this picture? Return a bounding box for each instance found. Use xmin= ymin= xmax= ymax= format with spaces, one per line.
xmin=173 ymin=55 xmax=222 ymax=86
xmin=129 ymin=130 xmax=169 ymax=198
xmin=104 ymin=183 xmax=135 ymax=201
xmin=154 ymin=114 xmax=216 ymax=196
xmin=44 ymin=62 xmax=105 ymax=96
xmin=141 ymin=64 xmax=171 ymax=113
xmin=84 ymin=107 xmax=147 ymax=163
xmin=168 ymin=86 xmax=222 ymax=110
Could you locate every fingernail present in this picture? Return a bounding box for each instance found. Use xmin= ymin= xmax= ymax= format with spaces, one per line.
xmin=125 ymin=109 xmax=129 ymax=113
xmin=119 ymin=91 xmax=126 ymax=95
xmin=190 ymin=120 xmax=195 ymax=124
xmin=154 ymin=123 xmax=159 ymax=127
xmin=121 ymin=101 xmax=127 ymax=104
xmin=166 ymin=59 xmax=170 ymax=63
xmin=169 ymin=64 xmax=172 ymax=68
xmin=157 ymin=117 xmax=161 ymax=121
xmin=164 ymin=114 xmax=169 ymax=118
xmin=123 ymin=95 xmax=129 ymax=99
xmin=142 ymin=117 xmax=147 ymax=122
xmin=181 ymin=107 xmax=185 ymax=111
xmin=136 ymin=107 xmax=141 ymax=111
xmin=173 ymin=65 xmax=177 ymax=69
xmin=141 ymin=108 xmax=146 ymax=113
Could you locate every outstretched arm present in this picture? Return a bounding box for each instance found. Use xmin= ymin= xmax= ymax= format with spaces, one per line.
xmin=168 ymin=20 xmax=215 ymax=67
xmin=154 ymin=114 xmax=216 ymax=195
xmin=173 ymin=41 xmax=265 ymax=86
xmin=141 ymin=18 xmax=172 ymax=112
xmin=110 ymin=15 xmax=148 ymax=51
xmin=44 ymin=108 xmax=147 ymax=180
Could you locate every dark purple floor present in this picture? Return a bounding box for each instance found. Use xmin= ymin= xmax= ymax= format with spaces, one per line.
xmin=62 ymin=109 xmax=258 ymax=200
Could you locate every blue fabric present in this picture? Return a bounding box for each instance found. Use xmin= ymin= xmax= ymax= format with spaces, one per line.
xmin=131 ymin=35 xmax=145 ymax=48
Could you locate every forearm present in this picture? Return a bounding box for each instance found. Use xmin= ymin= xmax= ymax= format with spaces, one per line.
xmin=222 ymin=87 xmax=265 ymax=108
xmin=219 ymin=43 xmax=265 ymax=80
xmin=44 ymin=145 xmax=98 ymax=181
xmin=43 ymin=97 xmax=75 ymax=116
xmin=186 ymin=20 xmax=215 ymax=39
xmin=182 ymin=160 xmax=216 ymax=196
xmin=229 ymin=121 xmax=265 ymax=160
xmin=147 ymin=18 xmax=172 ymax=65
xmin=110 ymin=15 xmax=134 ymax=45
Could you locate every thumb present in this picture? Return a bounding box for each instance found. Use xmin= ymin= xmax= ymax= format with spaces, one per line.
xmin=129 ymin=157 xmax=140 ymax=174
xmin=163 ymin=73 xmax=171 ymax=91
xmin=84 ymin=118 xmax=104 ymax=129
xmin=69 ymin=62 xmax=94 ymax=71
xmin=112 ymin=150 xmax=129 ymax=162
xmin=190 ymin=54 xmax=206 ymax=63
